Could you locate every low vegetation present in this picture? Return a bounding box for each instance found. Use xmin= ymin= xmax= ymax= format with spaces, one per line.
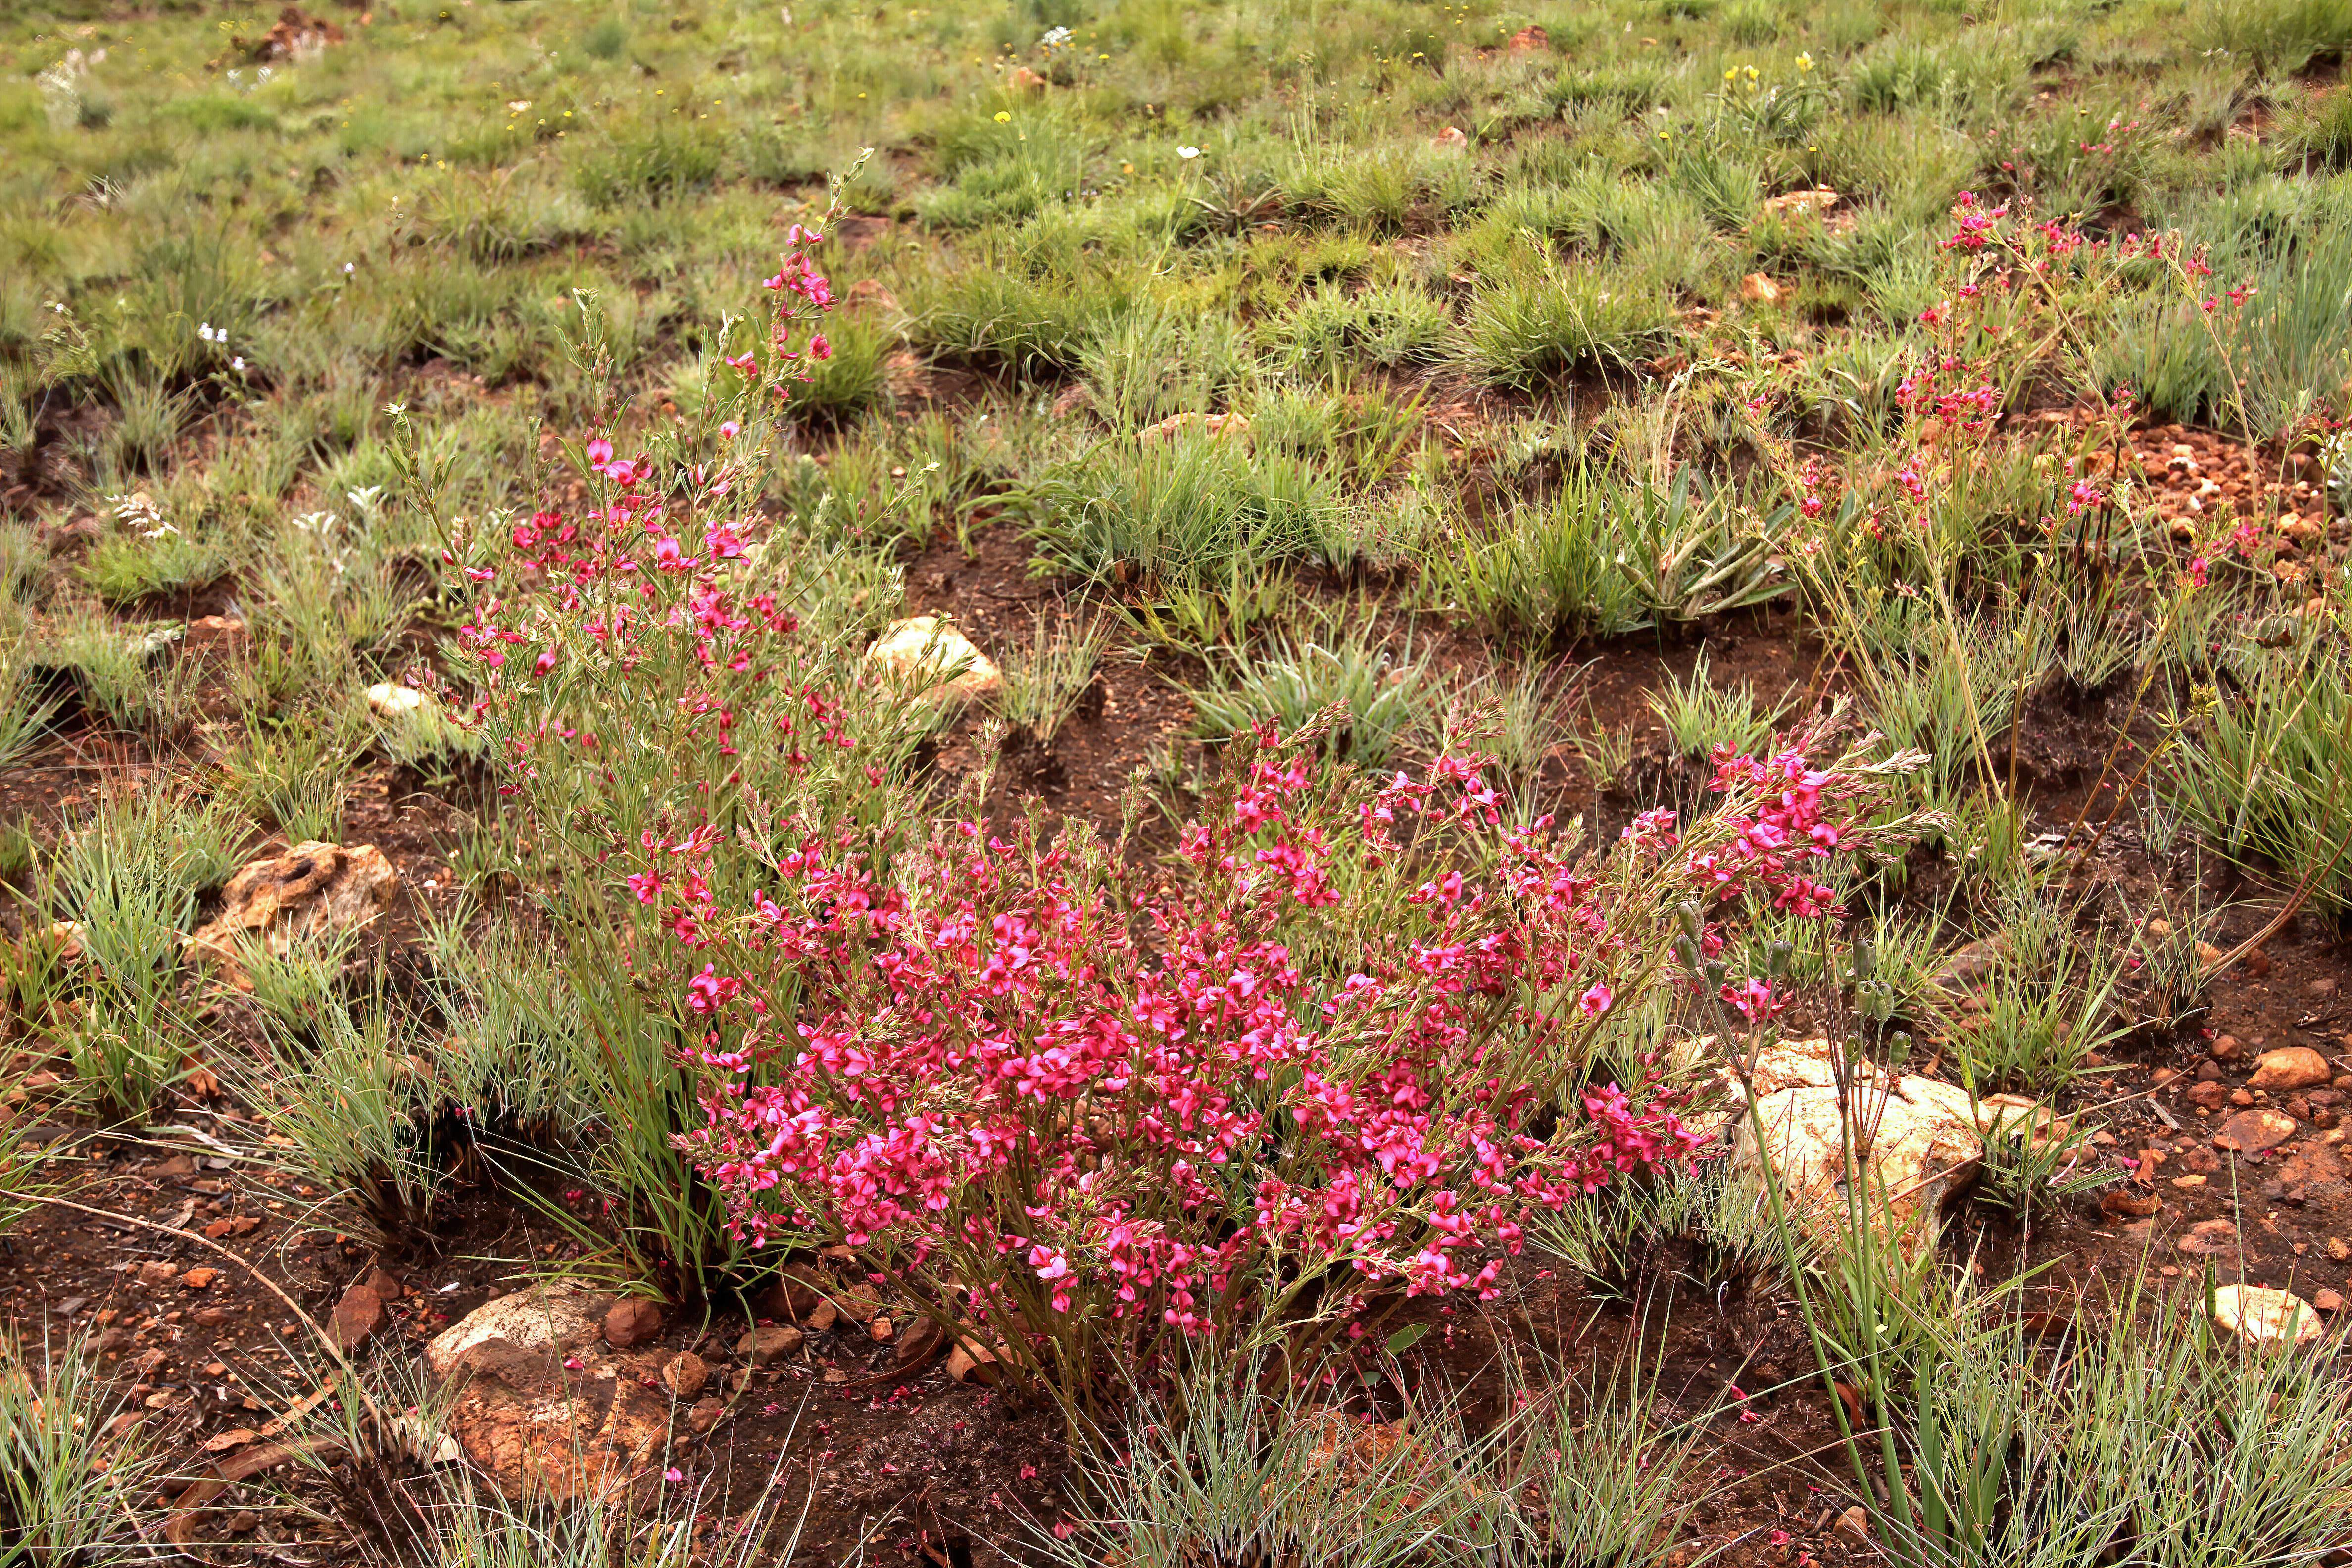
xmin=5 ymin=0 xmax=2352 ymax=1561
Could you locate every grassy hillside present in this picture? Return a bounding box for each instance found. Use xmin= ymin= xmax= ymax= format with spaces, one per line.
xmin=7 ymin=0 xmax=2352 ymax=1563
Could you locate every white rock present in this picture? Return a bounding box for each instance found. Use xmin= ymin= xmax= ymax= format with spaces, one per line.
xmin=422 ymin=1282 xmax=679 ymax=1502
xmin=1708 ymin=1039 xmax=1991 ymax=1259
xmin=864 ymin=616 xmax=1001 ymax=704
xmin=423 ymin=1281 xmax=604 ymax=1382
xmin=2209 ymin=1284 xmax=2323 ymax=1350
xmin=366 ymin=682 xmax=434 ymax=720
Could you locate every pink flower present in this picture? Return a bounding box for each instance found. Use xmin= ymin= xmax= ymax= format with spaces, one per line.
xmin=1579 ymin=982 xmax=1614 ymax=1017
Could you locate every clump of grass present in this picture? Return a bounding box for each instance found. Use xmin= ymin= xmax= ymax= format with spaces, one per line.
xmin=79 ymin=524 xmax=232 ymax=605
xmin=1037 ymin=1350 xmax=1721 ymax=1568
xmin=1423 ymin=474 xmax=1650 ymax=644
xmin=240 ymin=990 xmax=446 ymax=1237
xmin=32 ymin=610 xmax=194 ymax=732
xmin=997 ymin=612 xmax=1107 ymax=746
xmin=1020 ymin=436 xmax=1344 ymax=592
xmin=1465 ymin=259 xmax=1678 ymax=388
xmin=1538 ymin=1157 xmax=1800 ymax=1304
xmin=45 ymin=788 xmax=240 ymax=1117
xmin=1860 ymin=1276 xmax=2352 ymax=1564
xmin=1189 ymin=622 xmax=1436 ymax=768
xmin=221 ymin=701 xmax=366 ymax=844
xmin=1955 ymin=884 xmax=2130 ymax=1094
xmin=2165 ymin=635 xmax=2352 ymax=916
xmin=1649 ymin=652 xmax=1787 ymax=762
xmin=0 ymin=1330 xmax=161 ymax=1559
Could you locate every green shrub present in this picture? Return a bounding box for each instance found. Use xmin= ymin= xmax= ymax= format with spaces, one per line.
xmin=908 ymin=255 xmax=1137 ymax=376
xmin=1274 ymin=282 xmax=1461 ymax=374
xmin=2278 ymin=86 xmax=2352 ymax=171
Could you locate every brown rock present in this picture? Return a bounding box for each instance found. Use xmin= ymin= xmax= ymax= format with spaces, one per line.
xmin=251 ymin=4 xmax=343 ymax=61
xmin=365 ymin=682 xmax=434 ymax=721
xmin=1740 ymin=272 xmax=1784 ymax=306
xmin=329 ymin=1278 xmax=390 ymax=1352
xmin=2250 ymin=1046 xmax=2333 ymax=1091
xmin=737 ymin=1323 xmax=803 ymax=1365
xmin=182 ymin=1268 xmax=219 ymax=1290
xmin=2177 ymin=1218 xmax=2240 ymax=1256
xmin=687 ymin=1396 xmax=726 ymax=1433
xmin=1139 ymin=411 xmax=1253 ymax=445
xmin=603 ymin=1297 xmax=666 ymax=1350
xmin=424 ymin=1284 xmax=603 ymax=1381
xmin=844 ymin=278 xmax=901 ymax=315
xmin=2217 ymin=1108 xmax=2299 ymax=1155
xmin=761 ymin=1267 xmax=826 ymax=1323
xmin=1506 ymin=24 xmax=1548 ymax=52
xmin=868 ymin=1315 xmax=895 ymax=1344
xmin=2185 ymin=1081 xmax=2229 ymax=1110
xmin=424 ymin=1285 xmax=670 ymax=1501
xmin=137 ymin=1262 xmax=179 ymax=1287
xmin=660 ymin=1351 xmax=708 ymax=1399
xmin=1972 ymin=1093 xmax=2067 ymax=1142
xmin=2316 ymin=1288 xmax=2346 ymax=1313
xmin=184 ymin=843 xmax=401 ymax=989
xmin=2212 ymin=1035 xmax=2242 ymax=1061
xmin=2183 ymin=1145 xmax=2221 ymax=1175
xmin=1761 ymin=186 xmax=1841 ymax=220
xmin=2276 ymin=1143 xmax=2348 ymax=1186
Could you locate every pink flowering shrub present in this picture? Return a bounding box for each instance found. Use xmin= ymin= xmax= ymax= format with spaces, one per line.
xmin=437 ymin=231 xmax=1918 ymax=1402
xmin=1770 ymin=196 xmax=2254 ymax=578
xmin=652 ymin=725 xmax=1912 ymax=1401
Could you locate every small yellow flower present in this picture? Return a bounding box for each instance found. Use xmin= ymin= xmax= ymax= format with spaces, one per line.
xmin=1795 ymin=51 xmax=1814 ymax=71
xmin=994 ymin=110 xmax=1011 ymax=122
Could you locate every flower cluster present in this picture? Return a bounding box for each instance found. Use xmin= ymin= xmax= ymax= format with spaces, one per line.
xmin=446 ymin=242 xmax=1916 ymax=1405
xmin=661 ymin=724 xmax=1895 ymax=1391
